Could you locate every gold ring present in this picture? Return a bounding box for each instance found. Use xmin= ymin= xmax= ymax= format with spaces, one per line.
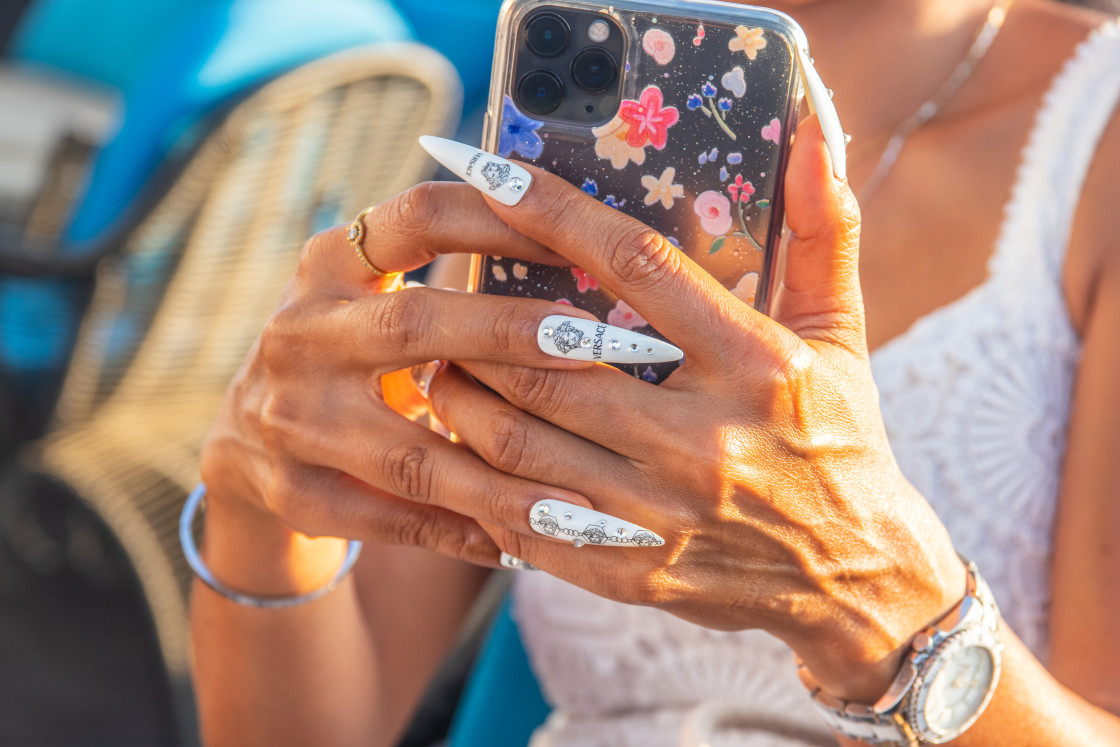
xmin=347 ymin=207 xmax=393 ymax=277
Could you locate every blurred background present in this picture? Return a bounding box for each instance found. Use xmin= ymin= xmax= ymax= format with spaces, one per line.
xmin=0 ymin=0 xmax=1116 ymax=745
xmin=0 ymin=1 xmax=499 ymax=744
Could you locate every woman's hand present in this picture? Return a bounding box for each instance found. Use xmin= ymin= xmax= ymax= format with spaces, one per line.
xmin=198 ymin=182 xmax=618 ymax=574
xmin=424 ymin=118 xmax=967 ymax=703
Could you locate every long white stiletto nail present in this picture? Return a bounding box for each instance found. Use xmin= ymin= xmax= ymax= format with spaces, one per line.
xmin=538 ymin=315 xmax=682 ymax=364
xmin=500 ymin=553 xmax=539 ymax=570
xmin=418 ymin=136 xmax=532 ymax=206
xmin=410 ymin=360 xmax=445 ymax=399
xmin=796 ymin=47 xmax=847 ymax=181
xmin=529 ymin=500 xmax=664 ymax=548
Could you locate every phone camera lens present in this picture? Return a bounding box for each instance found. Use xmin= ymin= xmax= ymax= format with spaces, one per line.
xmin=570 ymin=48 xmax=617 ymax=93
xmin=517 ymin=69 xmax=565 ymax=115
xmin=525 ymin=13 xmax=570 ymax=57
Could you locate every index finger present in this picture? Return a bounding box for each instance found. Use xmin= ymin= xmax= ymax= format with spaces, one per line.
xmin=419 ymin=136 xmax=765 ymax=365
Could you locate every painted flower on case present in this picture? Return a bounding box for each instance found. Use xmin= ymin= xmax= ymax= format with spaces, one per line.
xmin=498 ymin=96 xmax=544 ymax=159
xmin=571 ymin=267 xmax=599 ymax=293
xmin=729 ymin=26 xmax=767 ymax=60
xmin=728 ymin=175 xmax=755 ymax=203
xmin=607 ymin=300 xmax=648 ymax=330
xmin=721 ymin=66 xmax=747 ymax=98
xmin=617 ymin=86 xmax=679 ymax=150
xmin=761 ymin=117 xmax=782 ymax=144
xmin=694 ymin=190 xmax=733 ymax=236
xmin=592 ymin=116 xmax=647 ymax=169
xmin=689 ymin=83 xmax=737 ymax=140
xmin=641 ymin=167 xmax=684 ymax=209
xmin=732 ymin=271 xmax=759 ymax=306
xmin=641 ymin=28 xmax=675 ymax=65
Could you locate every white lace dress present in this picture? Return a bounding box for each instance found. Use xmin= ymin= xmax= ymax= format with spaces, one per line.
xmin=512 ymin=22 xmax=1120 ymax=747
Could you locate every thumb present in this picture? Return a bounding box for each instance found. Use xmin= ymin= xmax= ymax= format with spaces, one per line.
xmin=773 ymin=115 xmax=866 ymax=356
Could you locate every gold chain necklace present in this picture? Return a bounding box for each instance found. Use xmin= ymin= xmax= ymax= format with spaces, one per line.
xmin=858 ymin=0 xmax=1015 ymax=204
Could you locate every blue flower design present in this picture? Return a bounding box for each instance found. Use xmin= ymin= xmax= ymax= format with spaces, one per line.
xmin=641 ymin=366 xmax=658 ymax=382
xmin=717 ymin=97 xmax=732 ymax=112
xmin=498 ymin=96 xmax=544 ymax=159
xmin=701 ymin=82 xmax=717 ymax=97
xmin=687 ymin=94 xmax=703 ymax=111
xmin=603 ymin=195 xmax=625 ymax=209
xmin=727 ymin=152 xmax=743 ymax=165
xmin=719 ymin=166 xmax=729 ymax=182
xmin=581 ymin=178 xmax=599 ymax=196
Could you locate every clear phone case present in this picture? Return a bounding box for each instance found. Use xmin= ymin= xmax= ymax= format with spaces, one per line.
xmin=474 ymin=0 xmax=806 ymax=383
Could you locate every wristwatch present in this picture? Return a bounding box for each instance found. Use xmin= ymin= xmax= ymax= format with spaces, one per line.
xmin=798 ymin=557 xmax=1002 ymax=746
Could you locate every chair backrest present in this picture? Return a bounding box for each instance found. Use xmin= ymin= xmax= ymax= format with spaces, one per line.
xmin=55 ymin=43 xmax=460 ymax=425
xmin=29 ymin=43 xmax=460 ymax=745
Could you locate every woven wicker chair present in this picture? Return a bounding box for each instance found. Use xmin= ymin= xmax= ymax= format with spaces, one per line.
xmin=13 ymin=42 xmax=460 ymax=744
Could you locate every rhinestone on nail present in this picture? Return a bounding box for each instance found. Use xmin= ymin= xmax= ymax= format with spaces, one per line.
xmin=563 ymin=511 xmax=572 ymax=520
xmin=580 ymin=337 xmax=592 ymax=348
xmin=509 ymin=177 xmax=525 ymax=192
xmin=537 ymin=504 xmax=550 ymax=516
xmin=629 ymin=343 xmax=639 ymax=352
xmin=615 ymin=528 xmax=626 ymax=539
xmin=542 ymin=326 xmax=554 ymax=337
xmin=647 ymin=348 xmax=654 ymax=355
xmin=599 ymin=520 xmax=606 ymax=527
xmin=609 ymin=339 xmax=621 ymax=350
xmin=572 ymin=537 xmax=586 ymax=548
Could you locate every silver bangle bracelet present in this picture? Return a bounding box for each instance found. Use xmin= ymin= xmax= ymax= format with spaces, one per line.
xmin=179 ymin=482 xmax=363 ymax=609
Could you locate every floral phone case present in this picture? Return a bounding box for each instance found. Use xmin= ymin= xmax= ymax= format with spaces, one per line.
xmin=475 ymin=0 xmax=806 ymax=384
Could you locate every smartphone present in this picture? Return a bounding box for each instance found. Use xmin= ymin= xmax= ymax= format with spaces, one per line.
xmin=473 ymin=0 xmax=807 ymax=384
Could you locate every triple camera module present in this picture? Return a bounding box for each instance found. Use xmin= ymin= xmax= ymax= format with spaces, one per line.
xmin=514 ymin=10 xmax=624 ymax=124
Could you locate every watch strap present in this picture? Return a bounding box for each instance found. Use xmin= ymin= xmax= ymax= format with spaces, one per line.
xmin=798 ymin=557 xmax=999 ymax=746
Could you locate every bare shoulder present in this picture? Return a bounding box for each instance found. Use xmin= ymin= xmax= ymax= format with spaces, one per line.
xmin=1039 ymin=1 xmax=1120 ymax=327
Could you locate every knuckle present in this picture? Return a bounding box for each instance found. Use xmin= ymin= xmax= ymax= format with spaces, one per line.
xmin=473 ymin=478 xmax=520 ymax=527
xmin=384 ymin=509 xmax=437 ymax=549
xmin=482 ymin=408 xmax=533 ymax=474
xmin=489 ymin=299 xmax=535 ymax=354
xmin=365 ymin=288 xmax=428 ymax=355
xmin=384 ymin=182 xmax=442 ymax=246
xmin=609 ymin=227 xmax=680 ymax=292
xmin=504 ymin=366 xmax=565 ymax=415
xmin=261 ymin=465 xmax=308 ymax=525
xmin=258 ymin=304 xmax=308 ymax=369
xmin=379 ymin=441 xmax=436 ymax=502
xmin=535 ymin=189 xmax=584 ymax=238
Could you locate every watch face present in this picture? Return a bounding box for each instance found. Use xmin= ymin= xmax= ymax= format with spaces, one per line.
xmin=922 ymin=645 xmax=995 ymax=734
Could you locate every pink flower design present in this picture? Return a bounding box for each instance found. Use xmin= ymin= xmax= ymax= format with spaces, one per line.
xmin=555 ymin=298 xmax=573 ymax=306
xmin=618 ymin=86 xmax=680 ymax=150
xmin=642 ymin=29 xmax=676 ymax=65
xmin=728 ymin=175 xmax=755 ymax=203
xmin=606 ymin=300 xmax=648 ymax=330
xmin=761 ymin=118 xmax=781 ymax=144
xmin=571 ymin=267 xmax=599 ymax=293
xmin=693 ymin=190 xmax=733 ymax=236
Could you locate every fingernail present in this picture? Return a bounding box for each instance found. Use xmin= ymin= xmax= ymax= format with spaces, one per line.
xmin=538 ymin=315 xmax=683 ymax=364
xmin=796 ymin=47 xmax=847 ymax=181
xmin=529 ymin=500 xmax=665 ymax=548
xmin=409 ymin=360 xmax=444 ymax=399
xmin=418 ymin=136 xmax=532 ymax=206
xmin=430 ymin=413 xmax=452 ymax=439
xmin=500 ymin=553 xmax=538 ymax=570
